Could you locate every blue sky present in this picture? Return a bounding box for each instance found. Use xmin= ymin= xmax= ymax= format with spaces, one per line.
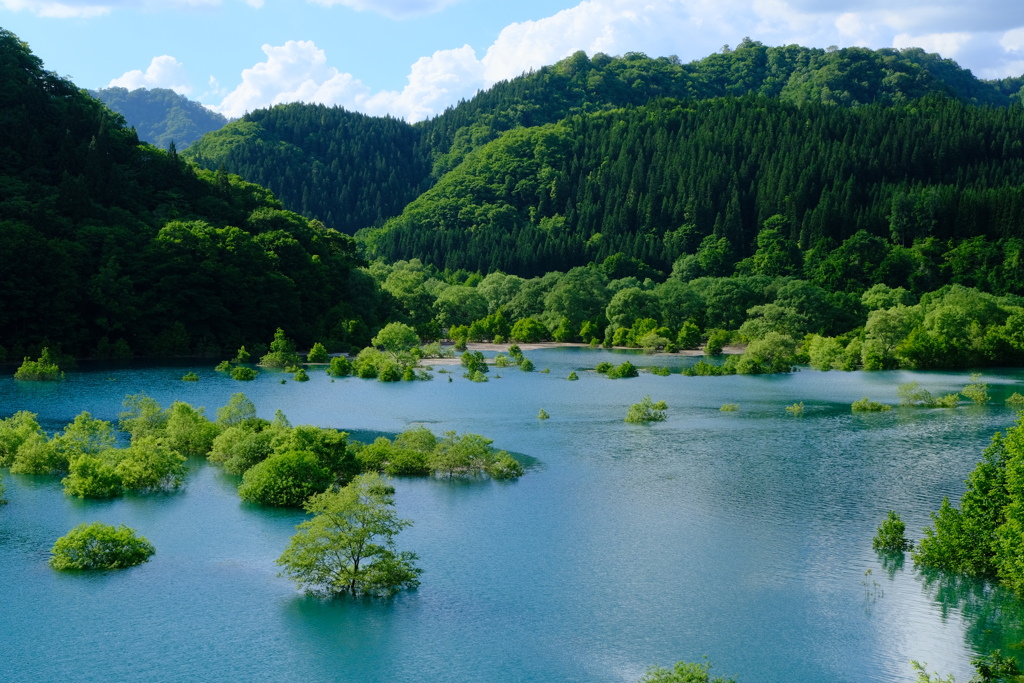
xmin=3 ymin=0 xmax=1024 ymax=121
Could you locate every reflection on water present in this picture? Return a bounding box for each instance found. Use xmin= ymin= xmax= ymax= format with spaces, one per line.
xmin=2 ymin=350 xmax=1024 ymax=682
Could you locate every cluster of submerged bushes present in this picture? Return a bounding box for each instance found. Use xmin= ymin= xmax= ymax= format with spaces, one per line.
xmin=0 ymin=392 xmax=523 ymax=508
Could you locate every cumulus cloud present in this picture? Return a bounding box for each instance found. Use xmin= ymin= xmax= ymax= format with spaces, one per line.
xmin=892 ymin=31 xmax=973 ymax=58
xmin=213 ymin=41 xmax=373 ymax=118
xmin=212 ymin=40 xmax=486 ymax=121
xmin=108 ymin=55 xmax=193 ymax=95
xmin=307 ymin=0 xmax=460 ymax=20
xmin=208 ymin=0 xmax=1024 ymax=121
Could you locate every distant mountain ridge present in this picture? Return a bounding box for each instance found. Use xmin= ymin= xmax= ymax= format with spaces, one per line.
xmin=184 ymin=40 xmax=1024 ymax=242
xmin=90 ymin=86 xmax=228 ymax=149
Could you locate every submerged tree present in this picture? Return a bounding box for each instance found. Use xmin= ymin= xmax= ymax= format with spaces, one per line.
xmin=14 ymin=348 xmax=63 ymax=381
xmin=49 ymin=522 xmax=155 ymax=570
xmin=873 ymin=511 xmax=913 ymax=551
xmin=276 ymin=473 xmax=421 ymax=597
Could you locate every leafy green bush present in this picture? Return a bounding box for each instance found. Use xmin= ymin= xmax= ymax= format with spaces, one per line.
xmin=306 ymin=342 xmax=329 ymax=363
xmin=14 ymin=348 xmax=62 ymax=381
xmin=720 ymin=403 xmax=739 ymax=412
xmin=49 ymin=522 xmax=155 ymax=570
xmin=327 ymin=356 xmax=353 ymax=377
xmin=237 ymin=450 xmax=333 ymax=507
xmin=1007 ymin=393 xmax=1024 ymax=406
xmin=215 ymin=360 xmax=231 ymax=372
xmin=232 ymin=346 xmax=251 ymax=364
xmin=260 ymin=328 xmax=302 ymax=368
xmin=606 ymin=361 xmax=639 ymax=379
xmin=785 ymin=402 xmax=805 ymax=416
xmin=703 ymin=329 xmax=730 ymax=355
xmin=519 ymin=358 xmax=535 ymax=372
xmin=594 ymin=361 xmax=613 ymax=374
xmin=293 ymin=368 xmax=310 ymax=382
xmin=510 ymin=317 xmax=548 ymax=343
xmin=567 ymin=371 xmax=579 ymax=381
xmin=852 ymin=397 xmax=892 ymax=412
xmin=873 ymin=510 xmax=912 ymax=551
xmin=231 ymin=366 xmax=258 ymax=381
xmin=494 ymin=354 xmax=513 ymax=367
xmin=684 ymin=360 xmax=735 ymax=376
xmin=537 ymin=409 xmax=550 ymax=420
xmin=625 ymin=396 xmax=668 ymax=423
xmin=962 ymin=373 xmax=990 ymax=404
xmin=182 ymin=371 xmax=199 ymax=382
xmin=649 ymin=366 xmax=671 ymax=376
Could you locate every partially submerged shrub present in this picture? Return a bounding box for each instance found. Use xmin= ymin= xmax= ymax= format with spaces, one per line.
xmin=14 ymin=348 xmax=63 ymax=381
xmin=49 ymin=522 xmax=155 ymax=570
xmin=720 ymin=403 xmax=739 ymax=412
xmin=625 ymin=396 xmax=668 ymax=423
xmin=231 ymin=366 xmax=258 ymax=381
xmin=872 ymin=510 xmax=912 ymax=551
xmin=852 ymin=397 xmax=892 ymax=412
xmin=182 ymin=371 xmax=199 ymax=382
xmin=785 ymin=402 xmax=805 ymax=416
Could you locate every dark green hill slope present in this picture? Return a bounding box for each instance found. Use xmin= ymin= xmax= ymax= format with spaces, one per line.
xmin=185 ymin=104 xmax=431 ymax=235
xmin=90 ymin=86 xmax=228 ymax=149
xmin=363 ymin=95 xmax=1024 ymax=280
xmin=186 ymin=41 xmax=1019 ymax=237
xmin=0 ymin=29 xmax=379 ymax=359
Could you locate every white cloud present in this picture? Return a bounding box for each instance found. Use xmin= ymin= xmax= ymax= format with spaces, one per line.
xmin=213 ymin=40 xmax=373 ymax=118
xmin=365 ymin=45 xmax=486 ymax=120
xmin=207 ymin=0 xmax=1024 ymax=122
xmin=108 ymin=55 xmax=193 ymax=95
xmin=892 ymin=31 xmax=973 ymax=58
xmin=306 ymin=0 xmax=460 ymax=20
xmin=1002 ymin=27 xmax=1024 ymax=54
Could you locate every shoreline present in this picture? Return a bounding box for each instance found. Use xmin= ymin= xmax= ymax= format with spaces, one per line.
xmin=421 ymin=341 xmax=745 ymax=366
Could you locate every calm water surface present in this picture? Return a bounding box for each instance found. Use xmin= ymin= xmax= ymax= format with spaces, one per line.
xmin=3 ymin=348 xmax=1024 ymax=683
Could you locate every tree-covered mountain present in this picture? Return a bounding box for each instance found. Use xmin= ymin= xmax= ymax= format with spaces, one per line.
xmin=185 ymin=40 xmax=1024 ymax=237
xmin=363 ymin=95 xmax=1024 ymax=285
xmin=0 ymin=29 xmax=382 ymax=360
xmin=186 ymin=104 xmax=431 ymax=237
xmin=90 ymin=86 xmax=228 ymax=149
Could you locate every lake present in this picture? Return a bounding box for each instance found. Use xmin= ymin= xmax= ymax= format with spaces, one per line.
xmin=3 ymin=348 xmax=1024 ymax=682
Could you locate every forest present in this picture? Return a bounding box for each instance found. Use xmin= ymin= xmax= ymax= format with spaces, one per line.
xmin=2 ymin=27 xmax=1024 ymax=376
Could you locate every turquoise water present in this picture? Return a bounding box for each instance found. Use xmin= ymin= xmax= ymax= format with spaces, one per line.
xmin=3 ymin=348 xmax=1024 ymax=682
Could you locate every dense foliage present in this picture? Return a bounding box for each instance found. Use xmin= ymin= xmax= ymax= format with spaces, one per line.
xmin=912 ymin=415 xmax=1024 ymax=596
xmin=365 ymin=96 xmax=1024 ymax=279
xmin=638 ymin=659 xmax=737 ymax=683
xmin=873 ymin=511 xmax=913 ymax=551
xmin=49 ymin=522 xmax=155 ymax=570
xmin=0 ymin=29 xmax=378 ymax=359
xmin=276 ymin=472 xmax=421 ymax=597
xmin=90 ymin=86 xmax=228 ymax=149
xmin=185 ymin=103 xmax=431 ymax=235
xmin=187 ymin=40 xmax=1023 ymax=240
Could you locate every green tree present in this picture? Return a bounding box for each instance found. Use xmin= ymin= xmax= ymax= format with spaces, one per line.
xmin=276 ymin=473 xmax=421 ymax=597
xmin=164 ymin=401 xmax=220 ymax=456
xmin=13 ymin=347 xmax=63 ymax=381
xmin=62 ymin=456 xmax=123 ymax=499
xmin=625 ymin=396 xmax=668 ymax=423
xmin=260 ymin=328 xmax=302 ymax=367
xmin=371 ymin=322 xmax=421 ymax=353
xmin=307 ymin=342 xmax=329 ymax=363
xmin=49 ymin=522 xmax=155 ymax=570
xmin=510 ymin=317 xmax=548 ymax=343
xmin=873 ymin=511 xmax=912 ymax=551
xmin=238 ymin=450 xmax=333 ymax=507
xmin=217 ymin=393 xmax=257 ymax=426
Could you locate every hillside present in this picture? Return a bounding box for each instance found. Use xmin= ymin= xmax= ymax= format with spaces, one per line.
xmin=363 ymin=95 xmax=1024 ymax=285
xmin=185 ymin=40 xmax=1023 ymax=237
xmin=0 ymin=29 xmax=380 ymax=360
xmin=91 ymin=86 xmax=228 ymax=149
